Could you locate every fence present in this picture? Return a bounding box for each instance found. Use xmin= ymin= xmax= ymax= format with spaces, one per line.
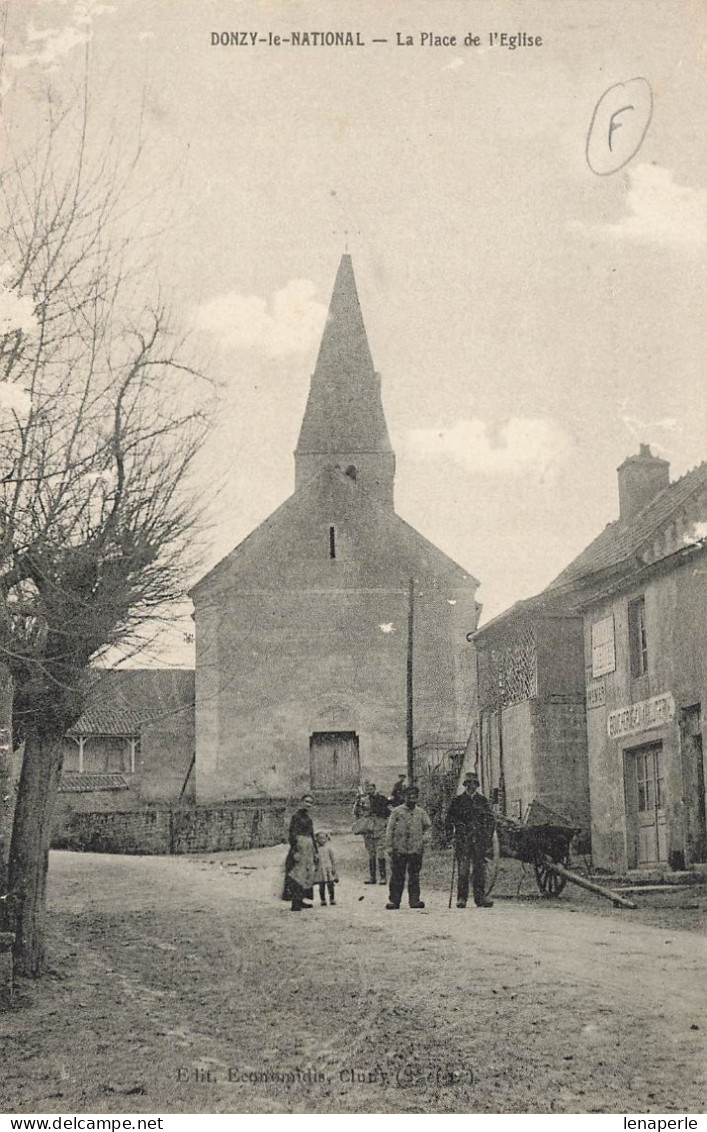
xmin=414 ymin=742 xmax=466 ymax=842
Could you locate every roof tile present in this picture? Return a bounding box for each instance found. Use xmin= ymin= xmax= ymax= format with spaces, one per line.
xmin=548 ymin=462 xmax=707 ymax=588
xmin=59 ymin=772 xmax=130 ymax=793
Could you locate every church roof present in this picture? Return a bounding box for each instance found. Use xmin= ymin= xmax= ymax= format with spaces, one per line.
xmin=295 ymin=254 xmax=392 ymax=455
xmin=190 ymin=465 xmax=477 ymax=598
xmin=191 ymin=257 xmax=479 ymax=600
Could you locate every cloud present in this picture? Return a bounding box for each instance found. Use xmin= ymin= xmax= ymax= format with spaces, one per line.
xmin=404 ymin=417 xmax=573 ymax=481
xmin=193 ymin=279 xmax=328 ymax=358
xmin=683 ymin=521 xmax=707 ymax=547
xmin=2 ymin=2 xmax=116 ymax=91
xmin=619 ymin=414 xmax=680 ymax=453
xmin=621 ymin=415 xmax=678 ymax=433
xmin=572 ymin=165 xmax=707 ymax=249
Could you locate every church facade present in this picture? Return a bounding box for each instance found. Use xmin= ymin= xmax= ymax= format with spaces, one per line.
xmin=191 ymin=256 xmax=480 ymax=801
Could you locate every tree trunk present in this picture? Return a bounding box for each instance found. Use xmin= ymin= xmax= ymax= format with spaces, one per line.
xmin=3 ymin=730 xmax=64 ymax=977
xmin=0 ymin=665 xmax=13 ymax=897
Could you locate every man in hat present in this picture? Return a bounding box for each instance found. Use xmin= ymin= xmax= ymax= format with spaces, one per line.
xmin=445 ymin=772 xmax=495 ymax=909
xmin=385 ymin=784 xmax=431 ymax=909
xmin=390 ymin=773 xmax=407 ymax=809
xmin=362 ymin=782 xmax=390 ymax=885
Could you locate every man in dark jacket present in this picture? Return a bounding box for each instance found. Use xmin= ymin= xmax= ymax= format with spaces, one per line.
xmin=445 ymin=772 xmax=495 ymax=909
xmin=362 ymin=782 xmax=391 ymax=884
xmin=390 ymin=774 xmax=407 ymax=809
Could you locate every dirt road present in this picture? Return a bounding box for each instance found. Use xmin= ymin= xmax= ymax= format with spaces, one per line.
xmin=2 ymin=837 xmax=705 ymax=1115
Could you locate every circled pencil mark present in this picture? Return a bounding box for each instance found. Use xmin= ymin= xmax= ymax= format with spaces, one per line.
xmin=586 ymin=78 xmax=653 ymax=176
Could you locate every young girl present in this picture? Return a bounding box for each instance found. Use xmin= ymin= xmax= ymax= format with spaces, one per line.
xmin=314 ymin=831 xmax=339 ymax=906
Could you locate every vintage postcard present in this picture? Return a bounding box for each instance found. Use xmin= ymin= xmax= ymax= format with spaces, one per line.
xmin=0 ymin=0 xmax=705 ymax=1120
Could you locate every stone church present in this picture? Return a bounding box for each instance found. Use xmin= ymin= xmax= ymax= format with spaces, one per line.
xmin=191 ymin=256 xmax=480 ymax=801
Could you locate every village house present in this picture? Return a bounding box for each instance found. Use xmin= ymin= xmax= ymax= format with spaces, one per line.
xmin=547 ymin=447 xmax=707 ymax=873
xmin=190 ymin=255 xmax=481 ymax=800
xmin=465 ymin=445 xmax=707 ymax=873
xmin=56 ymin=669 xmax=195 ymax=823
xmin=468 ymin=602 xmax=591 ymax=837
xmin=51 ymin=668 xmax=286 ymax=856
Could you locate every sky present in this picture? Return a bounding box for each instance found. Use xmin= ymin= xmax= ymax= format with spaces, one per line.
xmin=1 ymin=0 xmax=705 ymax=667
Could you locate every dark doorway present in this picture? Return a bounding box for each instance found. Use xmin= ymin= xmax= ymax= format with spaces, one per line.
xmin=310 ymin=731 xmax=360 ymax=790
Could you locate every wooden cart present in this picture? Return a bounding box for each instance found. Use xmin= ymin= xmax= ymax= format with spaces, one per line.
xmin=494 ymin=800 xmax=635 ymax=908
xmin=500 ymin=818 xmax=577 ymax=897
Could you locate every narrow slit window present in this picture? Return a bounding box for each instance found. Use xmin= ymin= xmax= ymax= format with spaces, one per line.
xmin=329 ymin=525 xmax=336 ymax=559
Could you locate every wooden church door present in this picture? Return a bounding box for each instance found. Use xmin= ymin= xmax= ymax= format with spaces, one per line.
xmin=310 ymin=731 xmax=360 ymax=790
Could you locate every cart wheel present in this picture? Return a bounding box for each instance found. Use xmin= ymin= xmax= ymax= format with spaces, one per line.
xmin=534 ymin=856 xmax=568 ymax=897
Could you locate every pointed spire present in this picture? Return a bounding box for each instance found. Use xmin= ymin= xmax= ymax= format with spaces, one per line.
xmin=311 ymin=254 xmax=375 ymax=388
xmin=296 ymin=254 xmax=392 ymax=456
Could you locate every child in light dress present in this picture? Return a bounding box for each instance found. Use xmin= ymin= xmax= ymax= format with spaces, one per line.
xmin=314 ymin=831 xmax=338 ymax=906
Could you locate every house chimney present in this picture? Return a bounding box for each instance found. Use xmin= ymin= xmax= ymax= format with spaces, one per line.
xmin=617 ymin=443 xmax=670 ymax=521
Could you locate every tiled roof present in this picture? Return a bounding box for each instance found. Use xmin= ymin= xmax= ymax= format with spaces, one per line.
xmin=59 ymin=773 xmax=130 ymax=793
xmin=548 ymin=462 xmax=707 ymax=589
xmin=68 ymin=708 xmax=146 ymax=736
xmin=66 ymin=670 xmax=195 ymax=737
xmin=473 ymin=593 xmax=568 ymax=639
xmin=473 ymin=461 xmax=707 ymax=640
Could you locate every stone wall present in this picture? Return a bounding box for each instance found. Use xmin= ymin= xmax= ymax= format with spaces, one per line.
xmin=52 ymin=801 xmax=286 ymax=855
xmin=469 ymin=614 xmax=590 ymax=844
xmin=170 ymin=803 xmax=284 ymax=853
xmin=54 ymin=783 xmax=143 ymax=830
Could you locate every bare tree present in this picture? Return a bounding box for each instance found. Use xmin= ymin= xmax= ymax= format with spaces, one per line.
xmin=0 ymin=93 xmax=209 ymax=976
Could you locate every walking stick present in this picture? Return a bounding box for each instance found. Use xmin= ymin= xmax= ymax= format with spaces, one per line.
xmin=448 ymin=850 xmax=456 ymax=909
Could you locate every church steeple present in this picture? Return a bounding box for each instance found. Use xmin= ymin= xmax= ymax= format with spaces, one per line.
xmin=295 ymin=255 xmax=395 ymax=507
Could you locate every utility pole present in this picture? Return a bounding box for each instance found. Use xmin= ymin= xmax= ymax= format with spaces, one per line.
xmin=406 ymin=578 xmax=415 ymax=784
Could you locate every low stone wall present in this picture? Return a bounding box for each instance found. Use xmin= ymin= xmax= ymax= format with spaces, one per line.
xmin=52 ymin=801 xmax=286 ymax=855
xmin=53 ymin=808 xmax=172 ymax=854
xmin=170 ymin=803 xmax=284 ymax=853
